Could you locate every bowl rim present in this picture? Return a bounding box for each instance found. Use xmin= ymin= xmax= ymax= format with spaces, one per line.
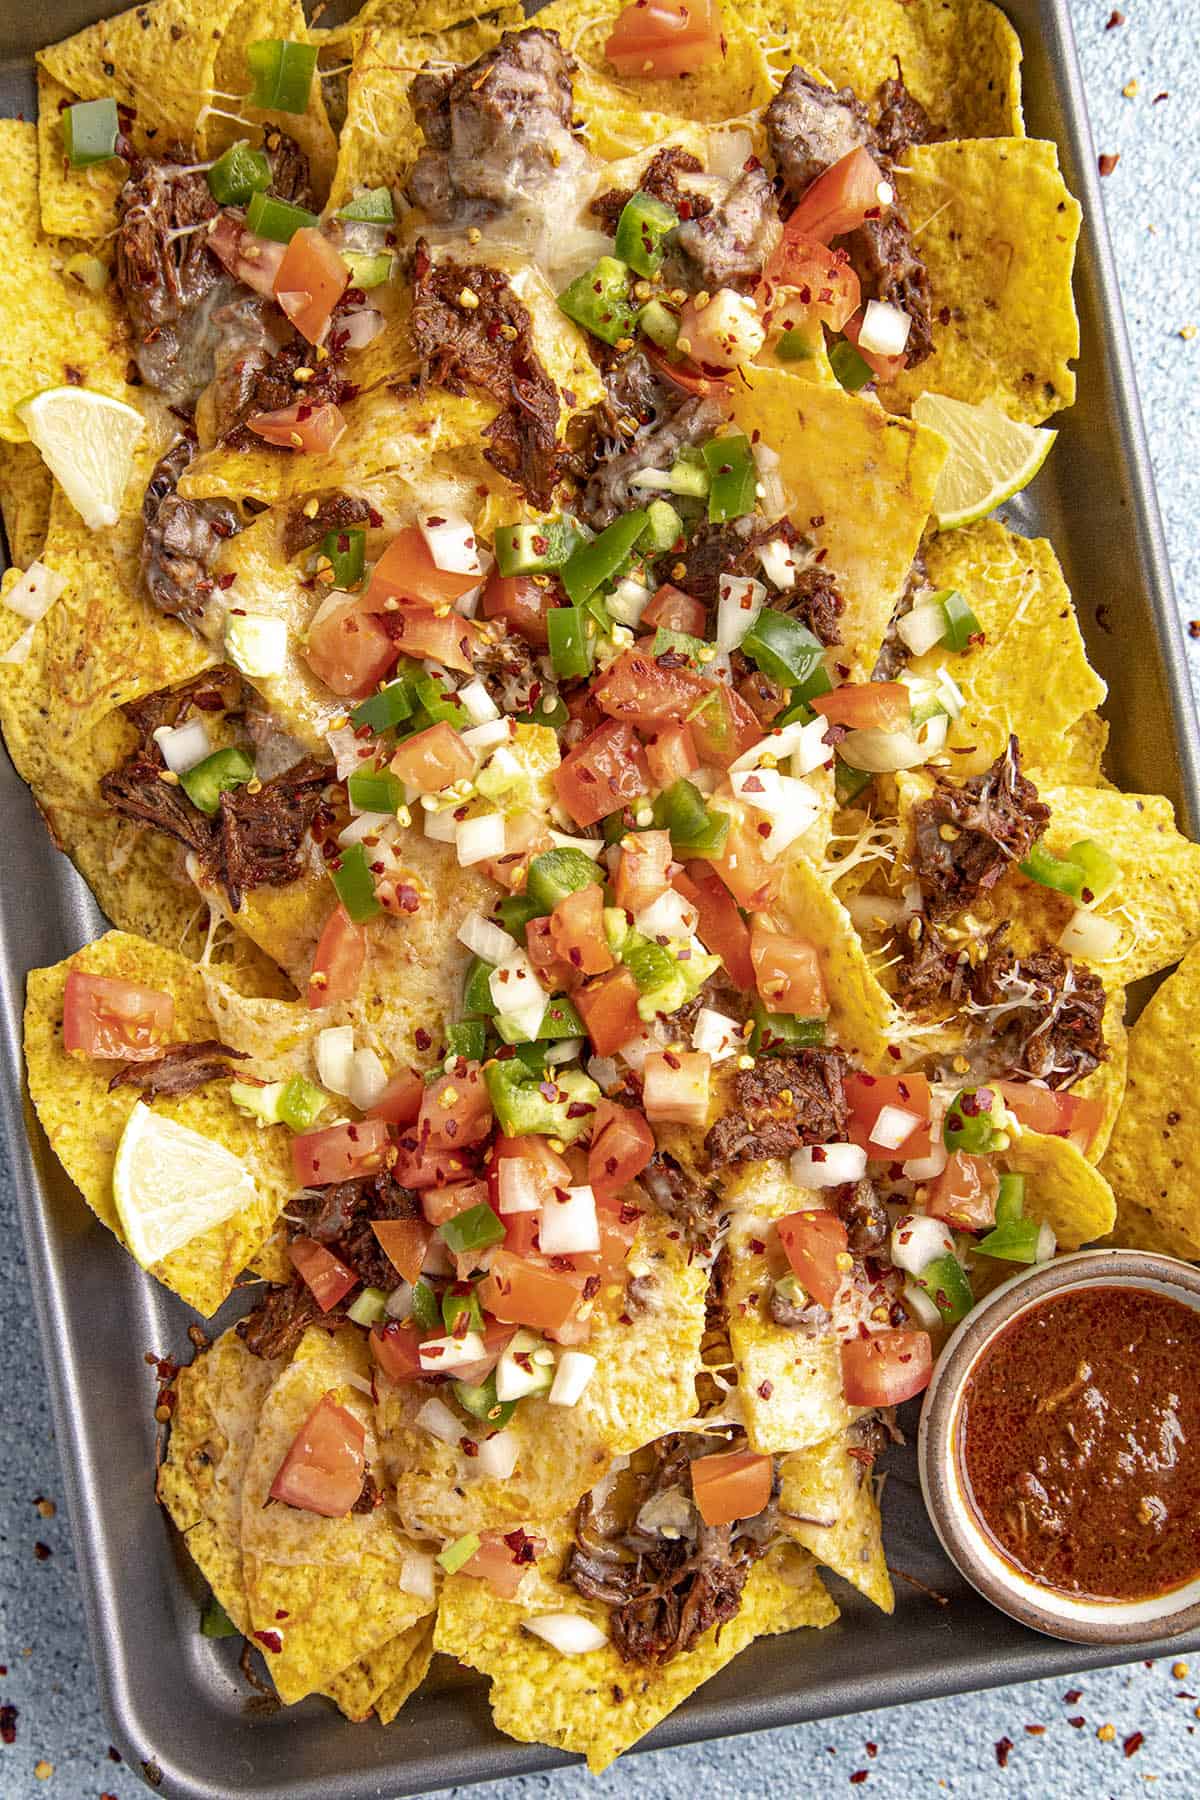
xmin=917 ymin=1247 xmax=1200 ymax=1645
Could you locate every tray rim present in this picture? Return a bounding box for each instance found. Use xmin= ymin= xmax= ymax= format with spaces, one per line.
xmin=2 ymin=0 xmax=1199 ymax=1793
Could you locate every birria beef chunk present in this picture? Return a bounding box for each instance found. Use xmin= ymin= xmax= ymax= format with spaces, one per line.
xmin=583 ymin=391 xmax=724 ymax=529
xmin=639 ymin=1150 xmax=725 ymax=1252
xmin=140 ymin=436 xmax=241 ymax=628
xmin=911 ymin=738 xmax=1050 ymax=921
xmin=220 ymin=332 xmax=349 ymax=449
xmin=874 ymin=73 xmax=940 ymax=161
xmin=115 ymin=150 xmax=229 ymax=402
xmin=765 ymin=69 xmax=874 ymax=196
xmin=288 ymin=1169 xmax=420 ymax=1290
xmin=121 ymin=667 xmax=247 ymax=749
xmin=843 ymin=213 xmax=933 ymax=364
xmin=238 ymin=1279 xmax=336 ymax=1360
xmin=99 ymin=753 xmax=215 ymax=856
xmin=108 ymin=1040 xmax=246 ymax=1101
xmin=590 ymin=146 xmax=713 ymax=231
xmin=281 ymin=491 xmax=372 ymax=560
xmin=214 ymin=756 xmax=330 ymax=909
xmin=671 ymin=163 xmax=780 ymax=294
xmin=706 ymin=1050 xmax=850 ymax=1166
xmin=970 ymin=936 xmax=1107 ymax=1088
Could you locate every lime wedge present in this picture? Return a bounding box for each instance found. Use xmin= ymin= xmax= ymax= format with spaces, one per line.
xmin=912 ymin=392 xmax=1057 ymax=531
xmin=16 ymin=386 xmax=144 ymax=531
xmin=112 ymin=1102 xmax=257 ymax=1267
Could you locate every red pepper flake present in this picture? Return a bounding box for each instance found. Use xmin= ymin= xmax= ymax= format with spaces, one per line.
xmin=1153 ymin=91 xmax=1169 ymax=103
xmin=33 ymin=1541 xmax=52 ymax=1561
xmin=1064 ymin=1689 xmax=1083 ymax=1704
xmin=1098 ymin=152 xmax=1120 ymax=177
xmin=994 ymin=1736 xmax=1014 ymax=1768
xmin=1024 ymin=1723 xmax=1045 ymax=1736
xmin=849 ymin=1774 xmax=868 ymax=1787
xmin=0 ymin=1703 xmax=17 ymax=1744
xmin=1124 ymin=1732 xmax=1145 ymax=1758
xmin=253 ymin=1629 xmax=282 ymax=1654
xmin=415 ymin=1028 xmax=432 ymax=1051
xmin=1189 ymin=622 xmax=1200 ymax=640
xmin=1067 ymin=1716 xmax=1086 ymax=1729
xmin=865 ymin=1743 xmax=877 ymax=1758
xmin=1105 ymin=7 xmax=1124 ymax=23
xmin=757 ymin=1379 xmax=774 ymax=1399
xmin=274 ymin=1609 xmax=289 ymax=1621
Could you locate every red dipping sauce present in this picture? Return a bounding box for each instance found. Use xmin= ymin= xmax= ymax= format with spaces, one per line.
xmin=959 ymin=1284 xmax=1200 ymax=1602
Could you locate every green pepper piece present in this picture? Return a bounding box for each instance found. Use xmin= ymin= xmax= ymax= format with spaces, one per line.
xmin=496 ymin=894 xmax=541 ymax=941
xmin=351 ymin=674 xmax=416 ymax=733
xmin=412 ymin=671 xmax=472 ymax=730
xmin=651 ymin=627 xmax=706 ymax=664
xmin=342 ymin=250 xmax=393 ymax=290
xmin=835 ymin=758 xmax=873 ymax=807
xmin=347 ymin=765 xmax=403 ymax=813
xmin=336 ymin=186 xmax=395 ymax=224
xmin=452 ymin=1371 xmax=517 ymax=1429
xmin=511 ymin=692 xmax=570 ymax=730
xmin=539 ymin=995 xmax=586 ymax=1039
xmin=639 ymin=499 xmax=683 ymax=556
xmin=741 ymin=610 xmax=826 ymax=689
xmin=653 ymin=779 xmax=730 ymax=856
xmin=200 ymin=1592 xmax=239 ymax=1639
xmin=976 ymin=1218 xmax=1043 ymax=1263
xmin=916 ymin=1252 xmax=974 ymax=1324
xmin=439 ymin=1202 xmax=506 ymax=1257
xmin=1019 ymin=839 xmax=1087 ymax=901
xmin=665 ymin=454 xmax=710 ymax=500
xmin=277 ymin=1075 xmax=327 ymax=1132
xmin=775 ymin=327 xmax=816 ymax=362
xmin=207 ymin=141 xmax=272 ymax=206
xmin=493 ymin=516 xmax=582 ymax=576
xmin=547 ymin=605 xmax=594 ymax=680
xmin=614 ymin=190 xmax=679 ymax=276
xmin=446 ymin=1019 xmax=487 ymax=1061
xmin=245 ymin=189 xmax=318 ymax=243
xmin=702 ymin=434 xmax=757 ymax=523
xmin=525 ymin=847 xmax=604 ymax=914
xmin=348 ymin=1286 xmax=390 ymax=1326
xmin=64 ymin=98 xmax=120 ymax=169
xmin=483 ymin=1059 xmax=601 ymax=1141
xmin=437 ymin=1532 xmax=481 ymax=1574
xmin=462 ymin=956 xmax=498 ymax=1017
xmin=931 ymin=587 xmax=982 ymax=652
xmin=995 ymin=1172 xmax=1026 ymax=1227
xmin=749 ymin=999 xmax=826 ymax=1054
xmin=943 ymin=1085 xmax=1009 ymax=1155
xmin=622 ymin=937 xmax=677 ymax=997
xmin=561 ymin=511 xmax=649 ymax=605
xmin=1067 ymin=838 xmax=1119 ymax=905
xmin=639 ymin=298 xmax=680 ymax=351
xmin=511 ymin=1040 xmax=549 ymax=1077
xmin=246 ymin=38 xmax=318 ymax=113
xmin=329 ymin=842 xmax=382 ymax=923
xmin=442 ymin=1285 xmax=486 ymax=1335
xmin=830 ymin=339 xmax=874 ymax=392
xmin=410 ymin=1279 xmax=440 ymax=1332
xmin=179 ymin=747 xmax=255 ymax=816
xmin=557 ymin=255 xmax=640 ymax=346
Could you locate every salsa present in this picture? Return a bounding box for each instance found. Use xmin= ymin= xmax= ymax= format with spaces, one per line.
xmin=960 ymin=1285 xmax=1200 ymax=1602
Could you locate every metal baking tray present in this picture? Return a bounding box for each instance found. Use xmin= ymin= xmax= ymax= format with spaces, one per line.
xmin=1 ymin=2 xmax=1197 ymax=1794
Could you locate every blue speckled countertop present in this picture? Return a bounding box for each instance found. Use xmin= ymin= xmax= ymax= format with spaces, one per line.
xmin=2 ymin=2 xmax=1199 ymax=1794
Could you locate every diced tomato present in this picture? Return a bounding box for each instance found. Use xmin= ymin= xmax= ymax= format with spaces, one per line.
xmin=593 ymin=650 xmax=711 ymax=732
xmin=645 ymin=721 xmax=700 ymax=790
xmin=760 ymin=236 xmax=861 ymax=332
xmin=384 ymin=605 xmax=480 ymax=674
xmin=926 ymin=1150 xmax=1000 ymax=1232
xmin=525 ymin=914 xmax=575 ymax=992
xmin=587 ymin=1099 xmax=655 ymax=1197
xmin=307 ymin=904 xmax=366 ymax=1009
xmin=482 ymin=811 xmax=554 ymax=894
xmin=365 ymin=526 xmax=482 ymax=613
xmin=812 ymin=682 xmax=910 ymax=732
xmin=749 ymin=922 xmax=828 ymax=1016
xmin=642 ymin=1050 xmax=711 ymax=1126
xmin=691 ymin=1450 xmax=773 ymax=1527
xmin=273 ymin=227 xmax=349 ymax=345
xmin=371 ymin=1217 xmax=431 ymax=1285
xmin=605 ymin=0 xmax=724 ymax=78
xmin=480 ymin=573 xmax=559 ymax=649
xmin=392 ymin=1130 xmax=472 ymax=1188
xmin=845 ymin=1071 xmax=933 ymax=1160
xmin=417 ymin=1061 xmax=492 ymax=1152
xmin=689 ymin=682 xmax=762 ymax=770
xmin=479 ymin=1249 xmax=583 ymax=1334
xmin=461 ymin=1528 xmax=545 ymax=1598
xmin=783 ymin=146 xmax=892 ymax=246
xmin=697 ymin=800 xmax=777 ymax=910
xmin=288 ymin=1237 xmax=358 ymax=1312
xmin=547 ymin=883 xmax=613 ymax=982
xmin=993 ymin=1081 xmax=1105 ymax=1156
xmin=641 ymin=584 xmax=704 ymax=635
xmin=673 ymin=863 xmax=754 ymax=990
xmin=269 ymin=1393 xmax=366 ymax=1517
xmin=843 ymin=307 xmax=908 ymax=382
xmin=247 ymin=401 xmax=347 ymax=453
xmin=644 ymin=342 xmax=731 ymax=395
xmin=777 ymin=1209 xmax=848 ymax=1308
xmin=62 ymin=970 xmax=174 ymax=1061
xmin=370 ymin=1318 xmax=426 ymax=1382
xmin=502 ymin=1209 xmax=540 ymax=1257
xmin=208 ymin=212 xmax=286 ymax=297
xmin=419 ymin=1178 xmax=490 ymax=1228
xmin=365 ymin=1066 xmax=424 ymax=1127
xmin=390 ymin=720 xmax=476 ymax=795
xmin=840 ymin=1329 xmax=933 ymax=1407
xmin=575 ymin=966 xmax=643 ymax=1056
xmin=487 ymin=1134 xmax=572 ymax=1215
xmin=303 ymin=596 xmax=395 ymax=697
xmin=555 ymin=721 xmax=650 ymax=828
xmin=613 ymin=829 xmax=672 ymax=914
xmin=291 ymin=1116 xmax=391 ymax=1187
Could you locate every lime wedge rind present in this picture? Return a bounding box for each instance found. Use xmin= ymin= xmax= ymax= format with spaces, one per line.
xmin=913 ymin=392 xmax=1056 ymax=532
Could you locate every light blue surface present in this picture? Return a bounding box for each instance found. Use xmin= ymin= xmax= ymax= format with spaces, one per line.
xmin=2 ymin=3 xmax=1199 ymax=1795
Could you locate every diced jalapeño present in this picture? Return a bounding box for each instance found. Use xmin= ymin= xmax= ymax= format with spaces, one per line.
xmin=741 ymin=611 xmax=826 ymax=690
xmin=462 ymin=956 xmax=498 ymax=1017
xmin=639 ymin=499 xmax=683 ymax=555
xmin=347 ymin=766 xmax=403 ymax=813
xmin=277 ymin=1075 xmax=327 ymax=1133
xmin=351 ymin=676 xmax=415 ymax=733
xmin=246 ymin=38 xmax=318 ymax=114
xmin=1019 ymin=839 xmax=1087 ymax=901
xmin=526 ymin=847 xmax=604 ymax=914
xmin=1068 ymin=838 xmax=1119 ymax=905
xmin=830 ymin=339 xmax=874 ymax=392
xmin=320 ymin=523 xmax=365 ymax=588
xmin=702 ymin=434 xmax=756 ymax=523
xmin=614 ymin=190 xmax=679 ymax=278
xmin=442 ymin=1285 xmax=485 ymax=1335
xmin=775 ymin=327 xmax=816 ymax=362
xmin=329 ymin=842 xmax=382 ymax=922
xmin=557 ymin=255 xmax=640 ymax=347
xmin=493 ymin=516 xmax=580 ymax=577
xmin=995 ymin=1173 xmax=1026 ymax=1227
xmin=943 ymin=1085 xmax=1009 ymax=1155
xmin=336 ymin=187 xmax=395 ymax=224
xmin=496 ymin=893 xmax=541 ymax=940
xmin=976 ymin=1218 xmax=1043 ymax=1263
xmin=452 ymin=1370 xmax=517 ymax=1429
xmin=750 ymin=999 xmax=826 ymax=1053
xmin=64 ymin=98 xmax=119 ymax=169
xmin=179 ymin=747 xmax=255 ymax=816
xmin=342 ymin=251 xmax=393 ymax=290
xmin=410 ymin=1278 xmax=440 ymax=1331
xmin=245 ymin=189 xmax=318 ymax=243
xmin=561 ymin=511 xmax=648 ymax=605
xmin=445 ymin=1019 xmax=487 ymax=1061
xmin=932 ymin=588 xmax=982 ymax=652
xmin=639 ymin=298 xmax=680 ymax=351
xmin=200 ymin=1593 xmax=239 ymax=1639
xmin=546 ymin=605 xmax=593 ymax=680
xmin=439 ymin=1202 xmax=506 ymax=1257
xmin=916 ymin=1253 xmax=974 ymax=1325
xmin=207 ymin=141 xmax=272 ymax=206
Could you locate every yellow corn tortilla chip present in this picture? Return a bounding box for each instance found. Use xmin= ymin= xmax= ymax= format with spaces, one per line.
xmin=322 ymin=1616 xmax=436 ymax=1721
xmin=880 ymin=139 xmax=1081 ymax=424
xmin=909 ymin=520 xmax=1106 ymax=776
xmin=1027 ymin=710 xmax=1109 ymax=789
xmin=1002 ymin=1126 xmax=1116 ymax=1248
xmin=778 ymin=1429 xmax=893 ymax=1612
xmin=1068 ymin=981 xmax=1127 ymax=1165
xmin=241 ymin=1326 xmax=435 ymax=1704
xmin=1101 ymin=944 xmax=1200 ymax=1258
xmin=729 ymin=366 xmax=947 ymax=678
xmin=323 ymin=0 xmax=517 ymax=49
xmin=0 ymin=121 xmax=133 ymax=444
xmin=36 ymin=68 xmax=128 ymax=241
xmin=0 ymin=441 xmax=53 ymax=566
xmin=24 ymin=929 xmax=296 ymax=1314
xmin=207 ymin=0 xmax=337 ymax=197
xmin=378 ymin=1214 xmax=708 ymax=1538
xmin=375 ymin=1616 xmax=436 ymax=1723
xmin=777 ymin=853 xmax=899 ymax=1069
xmin=742 ymin=0 xmax=1023 ymax=139
xmin=435 ymin=1527 xmax=836 ymax=1774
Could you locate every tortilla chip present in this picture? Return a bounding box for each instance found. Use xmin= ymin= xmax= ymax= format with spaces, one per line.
xmin=880 ymin=139 xmax=1081 ymax=424
xmin=1027 ymin=710 xmax=1109 ymax=789
xmin=778 ymin=1430 xmax=893 ymax=1612
xmin=778 ymin=854 xmax=899 ymax=1069
xmin=323 ymin=1616 xmax=436 ymax=1721
xmin=1069 ymin=981 xmax=1127 ymax=1165
xmin=36 ymin=67 xmax=128 ymax=241
xmin=323 ymin=0 xmax=516 ymax=48
xmin=0 ymin=442 xmax=53 ymax=566
xmin=0 ymin=121 xmax=132 ymax=444
xmin=207 ymin=0 xmax=337 ymax=197
xmin=24 ymin=929 xmax=296 ymax=1314
xmin=241 ymin=1326 xmax=435 ymax=1704
xmin=1002 ymin=1127 xmax=1116 ymax=1248
xmin=379 ymin=1213 xmax=708 ymax=1538
xmin=39 ymin=0 xmax=236 ymax=151
xmin=729 ymin=367 xmax=946 ymax=678
xmin=375 ymin=1616 xmax=436 ymax=1723
xmin=1101 ymin=944 xmax=1200 ymax=1258
xmin=909 ymin=520 xmax=1106 ymax=776
xmin=435 ymin=1528 xmax=836 ymax=1774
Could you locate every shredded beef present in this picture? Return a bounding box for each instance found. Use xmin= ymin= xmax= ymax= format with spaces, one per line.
xmin=843 ymin=209 xmax=933 ymax=366
xmin=411 ymin=241 xmax=564 ymax=508
xmin=671 ymin=162 xmax=780 ymax=294
xmin=99 ymin=754 xmax=215 ymax=856
xmin=765 ymin=68 xmax=874 ymax=198
xmin=705 ymin=1049 xmax=850 ymax=1166
xmin=238 ymin=1279 xmax=339 ymax=1360
xmin=263 ymin=129 xmax=314 ymax=209
xmin=214 ymin=755 xmax=330 ymax=909
xmin=108 ymin=1040 xmax=246 ymax=1102
xmin=590 ymin=147 xmax=713 ymax=231
xmin=281 ymin=491 xmax=372 ymax=560
xmin=583 ymin=391 xmax=724 ymax=530
xmin=780 ymin=563 xmax=845 ymax=648
xmin=140 ymin=435 xmax=241 ymax=627
xmin=351 ymin=1471 xmax=384 ymax=1515
xmin=289 ymin=1170 xmax=420 ymax=1291
xmin=969 ymin=937 xmax=1107 ymax=1088
xmin=836 ymin=1177 xmax=889 ymax=1254
xmin=894 ymin=918 xmax=971 ymax=1011
xmin=639 ymin=1150 xmax=725 ymax=1252
xmin=115 ymin=149 xmax=228 ymax=402
xmin=221 ymin=333 xmax=349 ymax=449
xmin=121 ymin=667 xmax=247 ymax=750
xmin=768 ymin=1286 xmax=832 ymax=1333
xmin=474 ymin=629 xmax=544 ymax=714
xmin=673 ymin=518 xmax=844 ymax=646
xmin=407 ymin=27 xmax=587 ymax=225
xmin=873 ymin=549 xmax=931 ymax=681
xmin=735 ymin=660 xmax=789 ymax=724
xmin=874 ymin=73 xmax=940 ymax=161
xmin=911 ymin=738 xmax=1049 ymax=922
xmin=201 ymin=294 xmax=291 ymax=442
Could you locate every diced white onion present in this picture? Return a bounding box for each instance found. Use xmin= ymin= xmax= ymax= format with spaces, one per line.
xmin=635 ymin=888 xmax=698 ymax=940
xmin=421 ymin=1235 xmax=453 ymax=1277
xmin=846 ymin=892 xmax=907 ymax=932
xmin=419 ymin=509 xmax=482 ymax=576
xmin=461 ymin=718 xmax=511 ymax=753
xmin=326 ymin=725 xmax=366 ymax=781
xmin=1058 ymin=907 xmax=1122 ymax=960
xmin=338 ymin=811 xmax=394 ymax=848
xmin=729 ymin=717 xmax=806 ymax=773
xmin=454 ymin=579 xmax=484 ymax=618
xmin=495 ymin=1340 xmax=552 ymax=1402
xmin=790 ymin=1141 xmax=868 ymax=1189
xmin=456 ymin=811 xmax=507 ymax=866
xmin=539 ymin=1184 xmax=600 ymax=1256
xmin=0 ymin=622 xmax=37 ymax=665
xmin=616 ymin=1026 xmax=663 ymax=1073
xmin=225 ymin=613 xmax=287 ymax=678
xmin=1035 ymin=1222 xmax=1057 ymax=1263
xmin=423 ymin=805 xmax=458 ymax=843
xmin=457 ymin=911 xmax=517 ymax=965
xmin=399 ymin=1552 xmax=438 ymax=1600
xmin=385 ymin=1280 xmax=414 ymax=1320
xmin=418 ymin=1331 xmax=487 ymax=1374
xmin=523 ymin=1613 xmax=607 ymax=1655
xmin=340 ymin=306 xmax=385 ymax=350
xmin=548 ymin=1350 xmax=597 ymax=1407
xmin=757 ymin=537 xmax=797 ymax=590
xmin=474 ymin=1430 xmax=519 ymax=1480
xmin=497 ymin=1157 xmax=542 ymax=1215
xmin=489 ymin=950 xmax=546 ymax=1042
xmin=691 ymin=1006 xmax=742 ymax=1063
xmin=937 ymin=668 xmax=966 ymax=719
xmin=716 ymin=573 xmax=766 ymax=651
xmin=315 ymin=1025 xmax=356 ymax=1097
xmin=728 ymin=772 xmax=820 ymax=859
xmin=348 ymin=1046 xmax=389 ymax=1111
xmin=890 ymin=1213 xmax=956 ymax=1276
xmin=839 ymin=726 xmax=932 ymax=774
xmin=3 ymin=560 xmax=66 ymax=622
xmin=919 ymin=713 xmax=949 ymax=756
xmin=606 ymin=576 xmax=653 ymax=628
xmin=870 ymin=1104 xmax=922 ymax=1152
xmin=857 ymin=299 xmax=912 ymax=357
xmin=896 ymin=601 xmax=949 ymax=658
xmin=628 ymin=468 xmax=675 ymax=492
xmin=548 ymin=830 xmax=603 ymax=859
xmin=903 ymin=1139 xmax=949 ymax=1182
xmin=544 ymin=1038 xmax=584 ymax=1066
xmin=587 ymin=1055 xmax=619 ymax=1092
xmin=457 ymin=678 xmax=500 ymax=725
xmin=416 ymin=1396 xmax=465 ymax=1444
xmin=876 ymin=178 xmax=895 ymax=207
xmin=706 ymin=127 xmax=753 ymax=179
xmin=152 ymin=718 xmax=210 ymax=775
xmin=789 ymin=713 xmax=836 ymax=777
xmin=902 ymin=1276 xmax=943 ymax=1331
